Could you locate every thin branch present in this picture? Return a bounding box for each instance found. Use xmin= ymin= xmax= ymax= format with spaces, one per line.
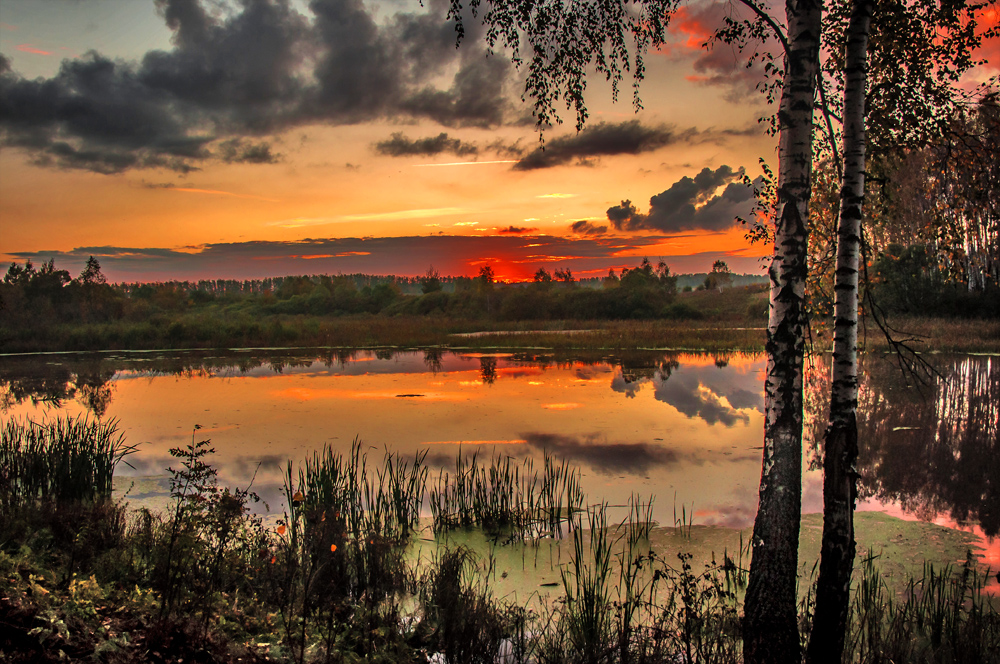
xmin=735 ymin=0 xmax=789 ymax=56
xmin=859 ymin=230 xmax=940 ymax=392
xmin=817 ymin=77 xmax=842 ymax=172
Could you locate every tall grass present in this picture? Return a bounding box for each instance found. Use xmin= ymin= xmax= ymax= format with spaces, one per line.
xmin=843 ymin=550 xmax=1000 ymax=663
xmin=3 ymin=422 xmax=998 ymax=663
xmin=0 ymin=415 xmax=135 ymax=511
xmin=429 ymin=448 xmax=584 ymax=541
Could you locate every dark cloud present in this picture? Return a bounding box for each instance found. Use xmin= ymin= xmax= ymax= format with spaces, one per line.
xmin=570 ymin=220 xmax=608 ymax=235
xmin=513 ymin=121 xmax=683 ymax=170
xmin=497 ymin=226 xmax=537 ymax=234
xmin=607 ymin=165 xmax=757 ymax=233
xmin=217 ymin=138 xmax=280 ymax=164
xmin=520 ymin=432 xmax=681 ymax=475
xmin=0 ymin=0 xmax=518 ymax=174
xmin=485 ymin=137 xmax=525 ymax=159
xmin=398 ymin=56 xmax=514 ymax=128
xmin=374 ymin=132 xmax=478 ymax=157
xmin=374 ymin=132 xmax=526 ymax=159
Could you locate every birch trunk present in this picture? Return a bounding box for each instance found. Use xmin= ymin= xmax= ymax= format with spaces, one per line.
xmin=742 ymin=0 xmax=822 ymax=662
xmin=806 ymin=0 xmax=872 ymax=661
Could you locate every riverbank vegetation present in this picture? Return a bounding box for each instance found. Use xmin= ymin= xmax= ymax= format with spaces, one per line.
xmin=1 ymin=417 xmax=997 ymax=663
xmin=2 ymin=255 xmax=997 ymax=354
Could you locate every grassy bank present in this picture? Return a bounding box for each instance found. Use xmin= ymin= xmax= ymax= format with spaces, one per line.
xmin=2 ymin=417 xmax=998 ymax=663
xmin=3 ymin=312 xmax=999 ymax=355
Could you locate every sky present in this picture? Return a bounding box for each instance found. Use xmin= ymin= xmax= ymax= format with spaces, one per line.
xmin=1 ymin=0 xmax=997 ymax=283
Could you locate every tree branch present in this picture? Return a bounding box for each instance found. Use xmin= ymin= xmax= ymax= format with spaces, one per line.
xmin=817 ymin=77 xmax=842 ymax=172
xmin=735 ymin=0 xmax=789 ymax=56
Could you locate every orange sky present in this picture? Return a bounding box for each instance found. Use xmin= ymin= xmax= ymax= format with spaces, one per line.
xmin=0 ymin=0 xmax=996 ymax=281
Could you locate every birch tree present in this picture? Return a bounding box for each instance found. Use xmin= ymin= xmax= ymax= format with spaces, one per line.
xmin=448 ymin=2 xmax=820 ymax=660
xmin=805 ymin=1 xmax=872 ymax=661
xmin=449 ymin=1 xmax=994 ymax=662
xmin=740 ymin=1 xmax=822 ymax=661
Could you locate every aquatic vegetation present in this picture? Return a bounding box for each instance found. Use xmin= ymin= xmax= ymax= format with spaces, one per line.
xmin=0 ymin=415 xmax=135 ymax=511
xmin=1 ymin=422 xmax=997 ymax=663
xmin=429 ymin=448 xmax=584 ymax=542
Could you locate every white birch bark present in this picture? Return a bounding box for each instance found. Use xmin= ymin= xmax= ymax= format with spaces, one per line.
xmin=743 ymin=0 xmax=822 ymax=662
xmin=806 ymin=0 xmax=872 ymax=660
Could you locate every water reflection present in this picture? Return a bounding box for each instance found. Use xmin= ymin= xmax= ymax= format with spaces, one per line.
xmin=853 ymin=356 xmax=998 ymax=537
xmin=1 ymin=349 xmax=995 ymax=542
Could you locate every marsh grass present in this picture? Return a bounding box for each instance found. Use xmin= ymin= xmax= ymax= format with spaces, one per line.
xmin=0 ymin=415 xmax=135 ymax=511
xmin=429 ymin=448 xmax=584 ymax=542
xmin=841 ymin=550 xmax=1000 ymax=663
xmin=2 ymin=422 xmax=998 ymax=663
xmin=418 ymin=545 xmax=527 ymax=664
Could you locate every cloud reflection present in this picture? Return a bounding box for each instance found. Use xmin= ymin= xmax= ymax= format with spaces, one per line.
xmin=521 ymin=432 xmax=681 ymax=475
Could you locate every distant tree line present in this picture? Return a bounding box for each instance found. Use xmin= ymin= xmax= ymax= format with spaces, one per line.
xmin=2 ymin=256 xmax=741 ymax=333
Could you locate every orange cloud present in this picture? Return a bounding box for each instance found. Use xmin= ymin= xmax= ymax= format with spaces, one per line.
xmin=16 ymin=44 xmax=52 ymax=55
xmin=289 ymin=252 xmax=371 ymax=259
xmin=979 ymin=4 xmax=1000 ymax=70
xmin=669 ymin=5 xmax=715 ymax=51
xmin=542 ymin=403 xmax=582 ymax=410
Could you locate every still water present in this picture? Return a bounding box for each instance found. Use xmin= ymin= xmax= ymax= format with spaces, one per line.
xmin=1 ymin=348 xmax=996 ymax=568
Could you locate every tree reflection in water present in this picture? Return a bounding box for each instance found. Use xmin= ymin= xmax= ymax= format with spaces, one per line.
xmin=810 ymin=355 xmax=999 ymax=537
xmin=0 ymin=357 xmax=116 ymax=417
xmin=4 ymin=350 xmax=995 ymax=538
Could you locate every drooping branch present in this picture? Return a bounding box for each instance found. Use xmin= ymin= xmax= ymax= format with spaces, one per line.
xmin=735 ymin=0 xmax=790 ymax=55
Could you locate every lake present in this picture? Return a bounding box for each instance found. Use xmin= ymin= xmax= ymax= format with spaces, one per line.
xmin=1 ymin=347 xmax=996 ymax=576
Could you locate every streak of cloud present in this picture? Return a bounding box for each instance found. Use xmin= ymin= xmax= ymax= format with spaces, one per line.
xmin=513 ymin=120 xmax=688 ymax=170
xmin=5 ymin=235 xmax=768 ymax=282
xmin=336 ymin=208 xmax=470 ymax=222
xmin=16 ymin=44 xmax=52 ymax=55
xmin=414 ymin=160 xmax=518 ymax=167
xmin=168 ymin=187 xmax=281 ymax=202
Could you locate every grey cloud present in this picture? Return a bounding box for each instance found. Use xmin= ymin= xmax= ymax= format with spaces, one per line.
xmin=375 ymin=132 xmax=524 ymax=159
xmin=374 ymin=132 xmax=478 ymax=157
xmin=0 ymin=0 xmax=518 ymax=174
xmin=485 ymin=137 xmax=525 ymax=159
xmin=399 ymin=56 xmax=514 ymax=128
xmin=497 ymin=226 xmax=537 ymax=234
xmin=654 ymin=374 xmax=749 ymax=427
xmin=607 ymin=165 xmax=758 ymax=233
xmin=570 ymin=220 xmax=608 ymax=235
xmin=651 ymin=364 xmax=759 ymax=427
xmin=218 ymin=138 xmax=280 ymax=164
xmin=671 ymin=1 xmax=775 ymax=101
xmin=513 ymin=121 xmax=682 ymax=170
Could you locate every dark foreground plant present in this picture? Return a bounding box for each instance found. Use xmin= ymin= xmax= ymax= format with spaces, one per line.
xmin=418 ymin=545 xmax=528 ymax=664
xmin=2 ymin=424 xmax=998 ymax=663
xmin=0 ymin=415 xmax=135 ymax=511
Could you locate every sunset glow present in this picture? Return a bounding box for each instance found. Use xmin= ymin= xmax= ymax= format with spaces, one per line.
xmin=0 ymin=0 xmax=790 ymax=281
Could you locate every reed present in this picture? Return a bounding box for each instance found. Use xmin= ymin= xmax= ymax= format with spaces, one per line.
xmin=429 ymin=449 xmax=584 ymax=542
xmin=0 ymin=415 xmax=135 ymax=510
xmin=845 ymin=550 xmax=1000 ymax=663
